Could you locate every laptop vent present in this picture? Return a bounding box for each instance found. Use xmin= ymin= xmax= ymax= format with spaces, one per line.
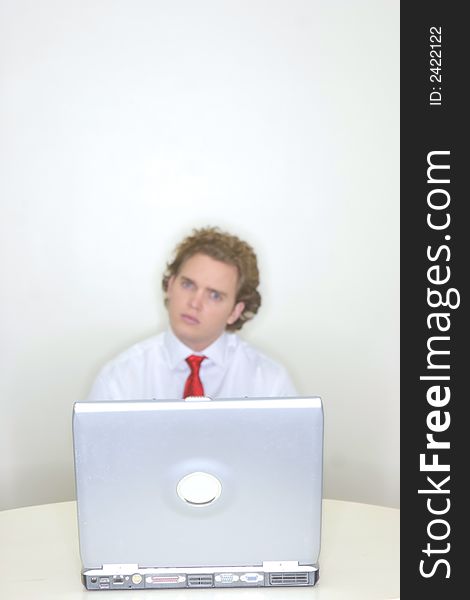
xmin=187 ymin=574 xmax=214 ymax=588
xmin=269 ymin=572 xmax=310 ymax=586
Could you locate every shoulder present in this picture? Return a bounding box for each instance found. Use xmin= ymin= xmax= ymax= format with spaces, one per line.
xmin=99 ymin=333 xmax=165 ymax=374
xmin=228 ymin=334 xmax=288 ymax=375
xmin=227 ymin=334 xmax=298 ymax=396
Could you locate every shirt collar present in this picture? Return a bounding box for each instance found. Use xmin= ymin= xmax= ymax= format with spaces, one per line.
xmin=164 ymin=327 xmax=231 ymax=369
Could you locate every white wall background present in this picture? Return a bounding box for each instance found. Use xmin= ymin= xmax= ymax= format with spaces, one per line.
xmin=0 ymin=0 xmax=399 ymax=510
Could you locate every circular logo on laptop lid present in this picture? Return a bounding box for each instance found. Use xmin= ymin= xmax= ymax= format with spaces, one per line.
xmin=176 ymin=472 xmax=222 ymax=506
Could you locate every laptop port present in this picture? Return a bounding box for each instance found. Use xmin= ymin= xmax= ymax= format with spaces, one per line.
xmin=187 ymin=574 xmax=213 ymax=587
xmin=113 ymin=575 xmax=125 ymax=585
xmin=240 ymin=572 xmax=264 ymax=583
xmin=146 ymin=575 xmax=185 ymax=584
xmin=215 ymin=573 xmax=240 ymax=584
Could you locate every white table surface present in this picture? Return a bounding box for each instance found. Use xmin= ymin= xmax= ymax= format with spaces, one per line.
xmin=0 ymin=499 xmax=399 ymax=599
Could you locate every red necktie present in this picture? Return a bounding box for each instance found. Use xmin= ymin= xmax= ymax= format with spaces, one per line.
xmin=183 ymin=355 xmax=206 ymax=398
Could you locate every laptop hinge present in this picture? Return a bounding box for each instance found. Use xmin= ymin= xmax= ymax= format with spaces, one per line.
xmin=262 ymin=561 xmax=300 ymax=570
xmin=101 ymin=564 xmax=139 ymax=572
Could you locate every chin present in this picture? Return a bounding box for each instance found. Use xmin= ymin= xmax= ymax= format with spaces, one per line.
xmin=173 ymin=327 xmax=201 ymax=349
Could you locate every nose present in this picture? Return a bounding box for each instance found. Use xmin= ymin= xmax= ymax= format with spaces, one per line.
xmin=189 ymin=289 xmax=204 ymax=310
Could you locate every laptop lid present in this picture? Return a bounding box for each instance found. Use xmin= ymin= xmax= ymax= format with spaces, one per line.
xmin=72 ymin=396 xmax=323 ymax=571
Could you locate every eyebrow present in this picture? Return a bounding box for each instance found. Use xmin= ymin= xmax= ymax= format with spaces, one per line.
xmin=180 ymin=275 xmax=194 ymax=284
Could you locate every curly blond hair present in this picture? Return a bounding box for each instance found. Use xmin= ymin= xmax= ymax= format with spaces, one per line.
xmin=162 ymin=227 xmax=261 ymax=331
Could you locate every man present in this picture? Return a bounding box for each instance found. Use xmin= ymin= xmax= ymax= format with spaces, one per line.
xmin=87 ymin=226 xmax=297 ymax=400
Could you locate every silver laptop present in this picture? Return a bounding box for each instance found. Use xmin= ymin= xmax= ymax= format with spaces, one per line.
xmin=72 ymin=396 xmax=323 ymax=590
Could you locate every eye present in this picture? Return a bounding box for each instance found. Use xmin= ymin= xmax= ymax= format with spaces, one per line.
xmin=181 ymin=279 xmax=194 ymax=289
xmin=209 ymin=290 xmax=222 ymax=301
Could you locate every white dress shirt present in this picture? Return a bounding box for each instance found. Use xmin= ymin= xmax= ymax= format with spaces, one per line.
xmin=86 ymin=329 xmax=297 ymax=401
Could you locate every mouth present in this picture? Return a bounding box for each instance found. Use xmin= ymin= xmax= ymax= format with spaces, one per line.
xmin=181 ymin=313 xmax=200 ymax=325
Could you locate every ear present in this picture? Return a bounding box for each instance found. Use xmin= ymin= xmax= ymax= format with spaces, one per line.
xmin=226 ymin=301 xmax=245 ymax=325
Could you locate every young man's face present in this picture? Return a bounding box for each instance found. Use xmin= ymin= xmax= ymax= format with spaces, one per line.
xmin=166 ymin=253 xmax=245 ymax=351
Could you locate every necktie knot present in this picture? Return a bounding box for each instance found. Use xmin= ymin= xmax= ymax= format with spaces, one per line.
xmin=186 ymin=355 xmax=206 ymax=371
xmin=183 ymin=355 xmax=206 ymax=398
